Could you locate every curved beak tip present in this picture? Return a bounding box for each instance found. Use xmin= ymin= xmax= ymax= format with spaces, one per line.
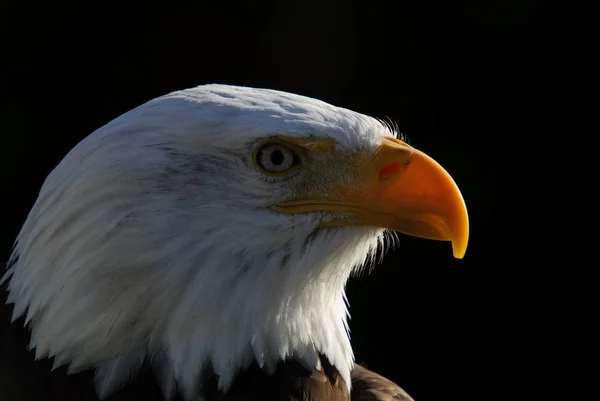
xmin=453 ymin=242 xmax=467 ymax=259
xmin=450 ymin=213 xmax=469 ymax=259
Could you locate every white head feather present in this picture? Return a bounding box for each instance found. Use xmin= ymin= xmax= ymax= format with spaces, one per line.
xmin=2 ymin=84 xmax=396 ymax=400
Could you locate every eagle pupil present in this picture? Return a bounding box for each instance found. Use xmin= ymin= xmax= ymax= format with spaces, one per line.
xmin=270 ymin=149 xmax=284 ymax=165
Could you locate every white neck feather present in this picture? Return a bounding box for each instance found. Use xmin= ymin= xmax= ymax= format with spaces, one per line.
xmin=4 ymin=214 xmax=383 ymax=399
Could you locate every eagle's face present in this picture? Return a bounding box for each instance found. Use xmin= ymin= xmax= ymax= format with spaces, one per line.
xmin=2 ymin=85 xmax=468 ymax=399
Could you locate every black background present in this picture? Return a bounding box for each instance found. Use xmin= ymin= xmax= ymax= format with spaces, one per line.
xmin=1 ymin=1 xmax=544 ymax=400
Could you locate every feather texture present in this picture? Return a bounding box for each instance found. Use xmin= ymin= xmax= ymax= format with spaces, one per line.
xmin=94 ymin=347 xmax=146 ymax=398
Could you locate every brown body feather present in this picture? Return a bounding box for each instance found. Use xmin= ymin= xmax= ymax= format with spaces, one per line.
xmin=351 ymin=366 xmax=414 ymax=401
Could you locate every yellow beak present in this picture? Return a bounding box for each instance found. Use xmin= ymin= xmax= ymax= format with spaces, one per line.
xmin=272 ymin=137 xmax=469 ymax=259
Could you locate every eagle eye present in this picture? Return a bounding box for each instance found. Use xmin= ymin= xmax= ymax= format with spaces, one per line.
xmin=254 ymin=142 xmax=300 ymax=176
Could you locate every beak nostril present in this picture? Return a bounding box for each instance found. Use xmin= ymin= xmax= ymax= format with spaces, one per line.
xmin=379 ymin=163 xmax=403 ymax=180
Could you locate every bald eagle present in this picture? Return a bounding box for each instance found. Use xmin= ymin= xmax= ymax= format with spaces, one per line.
xmin=1 ymin=85 xmax=468 ymax=401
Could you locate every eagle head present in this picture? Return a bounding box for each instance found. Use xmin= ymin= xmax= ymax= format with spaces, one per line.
xmin=2 ymin=84 xmax=468 ymax=400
